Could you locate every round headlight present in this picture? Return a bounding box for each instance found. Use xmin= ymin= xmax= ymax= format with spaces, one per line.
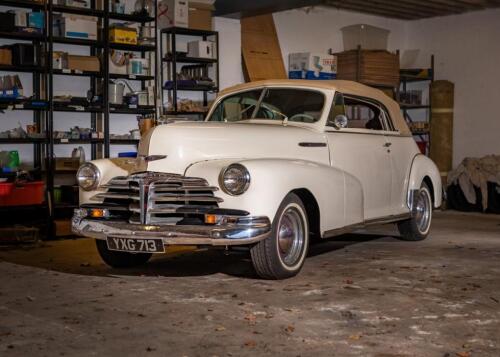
xmin=219 ymin=164 xmax=250 ymax=196
xmin=77 ymin=163 xmax=100 ymax=191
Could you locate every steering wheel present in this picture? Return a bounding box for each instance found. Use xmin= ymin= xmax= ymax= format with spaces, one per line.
xmin=289 ymin=113 xmax=315 ymax=122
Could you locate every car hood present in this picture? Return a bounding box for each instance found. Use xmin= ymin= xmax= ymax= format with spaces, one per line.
xmin=136 ymin=121 xmax=330 ymax=175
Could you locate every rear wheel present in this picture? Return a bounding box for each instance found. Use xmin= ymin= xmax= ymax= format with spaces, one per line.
xmin=398 ymin=183 xmax=433 ymax=241
xmin=251 ymin=193 xmax=309 ymax=279
xmin=96 ymin=239 xmax=152 ymax=268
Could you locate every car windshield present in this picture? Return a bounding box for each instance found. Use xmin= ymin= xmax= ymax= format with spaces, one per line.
xmin=208 ymin=88 xmax=325 ymax=123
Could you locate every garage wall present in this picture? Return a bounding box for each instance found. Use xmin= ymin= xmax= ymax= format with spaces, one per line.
xmin=405 ymin=9 xmax=500 ymax=166
xmin=273 ymin=7 xmax=408 ymax=70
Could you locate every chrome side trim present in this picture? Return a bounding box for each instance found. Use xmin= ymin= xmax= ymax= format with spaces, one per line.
xmin=322 ymin=213 xmax=411 ymax=239
xmin=298 ymin=142 xmax=327 ymax=147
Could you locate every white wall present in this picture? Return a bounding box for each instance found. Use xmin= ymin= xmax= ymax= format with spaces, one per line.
xmin=406 ymin=9 xmax=500 ymax=166
xmin=273 ymin=7 xmax=408 ymax=70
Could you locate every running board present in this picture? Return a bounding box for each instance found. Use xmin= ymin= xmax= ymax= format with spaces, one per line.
xmin=321 ymin=213 xmax=411 ymax=239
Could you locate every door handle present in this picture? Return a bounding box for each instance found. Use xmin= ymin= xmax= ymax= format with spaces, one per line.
xmin=383 ymin=142 xmax=392 ymax=147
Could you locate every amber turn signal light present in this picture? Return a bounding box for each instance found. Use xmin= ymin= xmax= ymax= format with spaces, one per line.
xmin=205 ymin=214 xmax=217 ymax=224
xmin=89 ymin=209 xmax=106 ymax=218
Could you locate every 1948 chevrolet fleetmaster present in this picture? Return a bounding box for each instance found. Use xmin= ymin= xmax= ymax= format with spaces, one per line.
xmin=72 ymin=80 xmax=442 ymax=279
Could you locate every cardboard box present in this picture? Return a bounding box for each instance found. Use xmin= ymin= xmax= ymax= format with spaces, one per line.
xmin=65 ymin=0 xmax=90 ymax=8
xmin=55 ymin=158 xmax=80 ymax=171
xmin=289 ymin=52 xmax=337 ymax=80
xmin=52 ymin=51 xmax=66 ymax=69
xmin=187 ymin=40 xmax=215 ymax=58
xmin=28 ymin=12 xmax=44 ymax=29
xmin=54 ymin=14 xmax=98 ymax=40
xmin=158 ymin=0 xmax=188 ymax=29
xmin=12 ymin=10 xmax=28 ymax=27
xmin=0 ymin=48 xmax=12 ymax=65
xmin=67 ymin=55 xmax=100 ymax=72
xmin=109 ymin=25 xmax=137 ymax=45
xmin=188 ymin=1 xmax=214 ymax=31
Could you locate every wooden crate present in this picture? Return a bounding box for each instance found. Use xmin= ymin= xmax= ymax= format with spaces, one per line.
xmin=336 ymin=49 xmax=400 ymax=87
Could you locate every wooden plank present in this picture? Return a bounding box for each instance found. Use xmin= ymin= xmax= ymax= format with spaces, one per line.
xmin=241 ymin=14 xmax=287 ymax=81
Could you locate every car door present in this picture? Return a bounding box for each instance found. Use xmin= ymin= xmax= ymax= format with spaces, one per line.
xmin=378 ymin=107 xmax=421 ymax=214
xmin=325 ymin=93 xmax=393 ymax=221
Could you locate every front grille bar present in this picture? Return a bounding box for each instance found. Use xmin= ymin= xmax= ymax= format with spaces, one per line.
xmin=90 ymin=172 xmax=224 ymax=225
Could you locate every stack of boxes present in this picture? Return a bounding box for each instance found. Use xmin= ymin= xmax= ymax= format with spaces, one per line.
xmin=158 ymin=0 xmax=215 ymax=31
xmin=52 ymin=14 xmax=98 ymax=40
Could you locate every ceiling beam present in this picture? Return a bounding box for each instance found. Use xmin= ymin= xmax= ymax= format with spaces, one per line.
xmin=324 ymin=0 xmax=417 ymax=19
xmin=214 ymin=0 xmax=500 ymax=20
xmin=389 ymin=0 xmax=462 ymax=14
xmin=342 ymin=0 xmax=449 ymax=17
xmin=215 ymin=0 xmax=324 ymax=18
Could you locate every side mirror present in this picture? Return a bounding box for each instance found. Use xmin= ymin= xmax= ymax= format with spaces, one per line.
xmin=328 ymin=114 xmax=348 ymax=129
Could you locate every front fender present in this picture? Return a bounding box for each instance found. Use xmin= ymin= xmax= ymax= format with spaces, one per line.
xmin=186 ymin=158 xmax=363 ymax=234
xmin=79 ymin=158 xmax=131 ymax=204
xmin=408 ymin=154 xmax=443 ymax=208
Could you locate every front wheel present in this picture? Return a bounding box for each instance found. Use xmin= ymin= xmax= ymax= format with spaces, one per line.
xmin=250 ymin=193 xmax=309 ymax=279
xmin=398 ymin=183 xmax=433 ymax=241
xmin=96 ymin=239 xmax=152 ymax=268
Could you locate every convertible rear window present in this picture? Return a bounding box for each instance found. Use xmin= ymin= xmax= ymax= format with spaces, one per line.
xmin=208 ymin=88 xmax=325 ymax=123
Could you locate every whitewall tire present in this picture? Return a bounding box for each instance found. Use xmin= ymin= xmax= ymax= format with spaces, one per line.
xmin=250 ymin=193 xmax=309 ymax=279
xmin=398 ymin=183 xmax=433 ymax=241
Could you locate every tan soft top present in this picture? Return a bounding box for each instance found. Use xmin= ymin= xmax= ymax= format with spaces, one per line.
xmin=218 ymin=80 xmax=410 ymax=136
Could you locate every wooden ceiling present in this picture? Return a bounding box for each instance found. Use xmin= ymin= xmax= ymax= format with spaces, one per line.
xmin=215 ymin=0 xmax=500 ymax=19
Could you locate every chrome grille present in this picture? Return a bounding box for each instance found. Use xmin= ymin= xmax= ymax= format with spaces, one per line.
xmin=91 ymin=172 xmax=222 ymax=225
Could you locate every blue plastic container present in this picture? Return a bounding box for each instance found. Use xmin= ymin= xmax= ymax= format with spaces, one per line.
xmin=118 ymin=152 xmax=137 ymax=158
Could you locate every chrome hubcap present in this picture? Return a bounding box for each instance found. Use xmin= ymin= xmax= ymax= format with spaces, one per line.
xmin=278 ymin=207 xmax=305 ymax=266
xmin=415 ymin=188 xmax=431 ymax=234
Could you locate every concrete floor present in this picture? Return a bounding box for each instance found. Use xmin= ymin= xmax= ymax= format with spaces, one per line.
xmin=0 ymin=211 xmax=499 ymax=357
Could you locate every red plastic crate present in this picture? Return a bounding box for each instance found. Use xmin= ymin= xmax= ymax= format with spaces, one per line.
xmin=0 ymin=183 xmax=13 ymax=197
xmin=0 ymin=181 xmax=45 ymax=206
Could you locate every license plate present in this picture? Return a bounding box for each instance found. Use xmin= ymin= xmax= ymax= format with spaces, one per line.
xmin=106 ymin=237 xmax=165 ymax=253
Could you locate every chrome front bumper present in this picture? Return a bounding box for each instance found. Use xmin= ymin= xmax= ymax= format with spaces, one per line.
xmin=72 ymin=212 xmax=272 ymax=246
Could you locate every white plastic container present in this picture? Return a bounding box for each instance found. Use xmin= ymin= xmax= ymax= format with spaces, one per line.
xmin=341 ymin=24 xmax=390 ymax=51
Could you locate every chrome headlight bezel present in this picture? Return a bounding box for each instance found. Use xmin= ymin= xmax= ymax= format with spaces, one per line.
xmin=76 ymin=162 xmax=101 ymax=191
xmin=219 ymin=163 xmax=251 ymax=196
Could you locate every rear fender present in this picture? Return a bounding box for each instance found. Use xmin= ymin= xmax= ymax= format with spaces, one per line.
xmin=407 ymin=154 xmax=443 ymax=208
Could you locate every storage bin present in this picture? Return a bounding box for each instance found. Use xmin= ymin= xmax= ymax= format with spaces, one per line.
xmin=0 ymin=182 xmax=13 ymax=197
xmin=109 ymin=25 xmax=137 ymax=45
xmin=0 ymin=181 xmax=45 ymax=206
xmin=341 ymin=24 xmax=389 ymax=51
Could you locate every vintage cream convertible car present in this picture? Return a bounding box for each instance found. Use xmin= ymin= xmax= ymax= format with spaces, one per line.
xmin=72 ymin=80 xmax=442 ymax=279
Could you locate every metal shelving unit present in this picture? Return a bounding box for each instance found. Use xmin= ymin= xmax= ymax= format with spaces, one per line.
xmin=160 ymin=27 xmax=219 ymax=117
xmin=0 ymin=0 xmax=50 ymax=235
xmin=399 ymin=55 xmax=435 ymax=155
xmin=46 ymin=0 xmax=106 ymax=223
xmin=0 ymin=0 xmax=159 ymax=236
xmin=104 ymin=0 xmax=158 ymax=156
